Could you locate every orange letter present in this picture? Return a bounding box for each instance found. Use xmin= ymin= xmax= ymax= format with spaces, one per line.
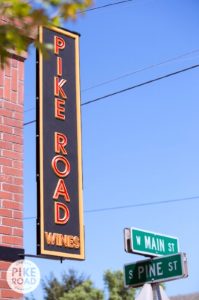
xmin=54 ymin=202 xmax=70 ymax=224
xmin=51 ymin=155 xmax=70 ymax=177
xmin=55 ymin=132 xmax=67 ymax=155
xmin=54 ymin=77 xmax=67 ymax=99
xmin=57 ymin=57 xmax=62 ymax=76
xmin=54 ymin=36 xmax=65 ymax=55
xmin=55 ymin=98 xmax=65 ymax=120
xmin=53 ymin=179 xmax=70 ymax=202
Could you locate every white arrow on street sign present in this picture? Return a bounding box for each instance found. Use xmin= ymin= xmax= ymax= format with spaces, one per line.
xmin=135 ymin=284 xmax=171 ymax=300
xmin=135 ymin=284 xmax=153 ymax=300
xmin=159 ymin=285 xmax=170 ymax=300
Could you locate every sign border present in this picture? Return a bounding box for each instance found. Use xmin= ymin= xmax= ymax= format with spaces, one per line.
xmin=37 ymin=25 xmax=85 ymax=260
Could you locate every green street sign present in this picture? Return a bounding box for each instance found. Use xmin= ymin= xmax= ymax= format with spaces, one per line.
xmin=124 ymin=227 xmax=179 ymax=257
xmin=124 ymin=253 xmax=188 ymax=288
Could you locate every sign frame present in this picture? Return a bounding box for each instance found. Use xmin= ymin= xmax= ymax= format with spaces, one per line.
xmin=36 ymin=25 xmax=85 ymax=260
xmin=124 ymin=227 xmax=179 ymax=257
xmin=124 ymin=252 xmax=188 ymax=288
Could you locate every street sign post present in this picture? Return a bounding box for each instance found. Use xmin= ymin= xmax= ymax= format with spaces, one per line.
xmin=124 ymin=253 xmax=188 ymax=288
xmin=124 ymin=227 xmax=179 ymax=257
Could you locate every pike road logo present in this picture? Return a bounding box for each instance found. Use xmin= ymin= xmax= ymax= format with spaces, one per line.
xmin=7 ymin=259 xmax=40 ymax=294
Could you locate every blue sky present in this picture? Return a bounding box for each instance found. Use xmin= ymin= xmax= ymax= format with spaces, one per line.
xmin=24 ymin=0 xmax=199 ymax=297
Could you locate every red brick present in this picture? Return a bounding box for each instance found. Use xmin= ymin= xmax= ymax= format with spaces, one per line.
xmin=2 ymin=150 xmax=22 ymax=160
xmin=2 ymin=235 xmax=23 ymax=246
xmin=2 ymin=200 xmax=22 ymax=211
xmin=13 ymin=111 xmax=23 ymax=121
xmin=3 ymin=133 xmax=23 ymax=145
xmin=0 ymin=226 xmax=12 ymax=235
xmin=3 ymin=101 xmax=23 ymax=113
xmin=13 ymin=127 xmax=23 ymax=136
xmin=1 ymin=289 xmax=22 ymax=298
xmin=0 ymin=158 xmax=12 ymax=167
xmin=12 ymin=56 xmax=18 ymax=68
xmin=0 ymin=125 xmax=12 ymax=134
xmin=0 ymin=67 xmax=4 ymax=86
xmin=2 ymin=166 xmax=22 ymax=177
xmin=0 ymin=108 xmax=13 ymax=118
xmin=13 ymin=194 xmax=23 ymax=203
xmin=12 ymin=144 xmax=23 ymax=153
xmin=0 ymin=279 xmax=9 ymax=289
xmin=5 ymin=63 xmax=11 ymax=77
xmin=2 ymin=184 xmax=23 ymax=194
xmin=0 ymin=175 xmax=13 ymax=184
xmin=0 ymin=191 xmax=12 ymax=200
xmin=4 ymin=117 xmax=23 ymax=128
xmin=0 ymin=270 xmax=8 ymax=280
xmin=12 ymin=161 xmax=23 ymax=170
xmin=13 ymin=228 xmax=23 ymax=237
xmin=18 ymin=82 xmax=24 ymax=105
xmin=0 ymin=208 xmax=12 ymax=218
xmin=4 ymin=77 xmax=10 ymax=101
xmin=18 ymin=60 xmax=24 ymax=81
xmin=0 ymin=261 xmax=10 ymax=271
xmin=11 ymin=91 xmax=17 ymax=102
xmin=11 ymin=68 xmax=18 ymax=92
xmin=0 ymin=141 xmax=12 ymax=150
xmin=13 ymin=210 xmax=23 ymax=219
xmin=2 ymin=217 xmax=23 ymax=227
xmin=13 ymin=177 xmax=23 ymax=186
xmin=0 ymin=87 xmax=3 ymax=98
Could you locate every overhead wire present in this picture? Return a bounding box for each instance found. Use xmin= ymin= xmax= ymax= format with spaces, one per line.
xmin=23 ymin=63 xmax=199 ymax=125
xmin=23 ymin=195 xmax=199 ymax=219
xmin=81 ymin=49 xmax=199 ymax=92
xmin=81 ymin=63 xmax=199 ymax=106
xmin=24 ymin=48 xmax=199 ymax=113
xmin=79 ymin=0 xmax=134 ymax=13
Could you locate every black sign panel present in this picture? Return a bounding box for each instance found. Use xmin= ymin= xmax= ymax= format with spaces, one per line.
xmin=37 ymin=26 xmax=84 ymax=260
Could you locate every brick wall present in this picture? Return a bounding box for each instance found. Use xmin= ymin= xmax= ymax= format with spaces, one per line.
xmin=0 ymin=55 xmax=25 ymax=299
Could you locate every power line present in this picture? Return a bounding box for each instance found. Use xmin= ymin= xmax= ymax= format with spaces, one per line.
xmin=23 ymin=63 xmax=199 ymax=126
xmin=85 ymin=195 xmax=199 ymax=213
xmin=82 ymin=49 xmax=199 ymax=92
xmin=82 ymin=63 xmax=199 ymax=106
xmin=24 ymin=120 xmax=36 ymax=126
xmin=23 ymin=195 xmax=199 ymax=219
xmin=80 ymin=0 xmax=134 ymax=13
xmin=24 ymin=49 xmax=199 ymax=114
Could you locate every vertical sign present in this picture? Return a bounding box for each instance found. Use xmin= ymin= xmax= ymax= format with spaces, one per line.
xmin=37 ymin=26 xmax=84 ymax=260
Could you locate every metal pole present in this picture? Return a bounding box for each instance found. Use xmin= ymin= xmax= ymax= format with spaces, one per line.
xmin=152 ymin=283 xmax=162 ymax=300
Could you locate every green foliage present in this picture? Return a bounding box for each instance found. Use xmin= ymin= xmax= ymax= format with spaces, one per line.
xmin=42 ymin=269 xmax=87 ymax=300
xmin=59 ymin=280 xmax=104 ymax=300
xmin=0 ymin=0 xmax=92 ymax=66
xmin=26 ymin=268 xmax=136 ymax=300
xmin=104 ymin=270 xmax=135 ymax=300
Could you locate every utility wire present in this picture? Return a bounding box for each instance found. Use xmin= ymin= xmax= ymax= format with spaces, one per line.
xmin=24 ymin=49 xmax=199 ymax=113
xmin=82 ymin=49 xmax=199 ymax=92
xmin=23 ymin=63 xmax=199 ymax=126
xmin=81 ymin=63 xmax=199 ymax=106
xmin=84 ymin=196 xmax=199 ymax=213
xmin=79 ymin=0 xmax=134 ymax=13
xmin=23 ymin=195 xmax=199 ymax=219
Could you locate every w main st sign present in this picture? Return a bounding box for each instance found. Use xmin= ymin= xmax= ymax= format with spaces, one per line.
xmin=124 ymin=227 xmax=179 ymax=257
xmin=37 ymin=26 xmax=84 ymax=260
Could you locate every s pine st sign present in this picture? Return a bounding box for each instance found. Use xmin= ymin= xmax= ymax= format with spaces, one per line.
xmin=124 ymin=253 xmax=188 ymax=288
xmin=37 ymin=26 xmax=84 ymax=260
xmin=124 ymin=227 xmax=179 ymax=257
